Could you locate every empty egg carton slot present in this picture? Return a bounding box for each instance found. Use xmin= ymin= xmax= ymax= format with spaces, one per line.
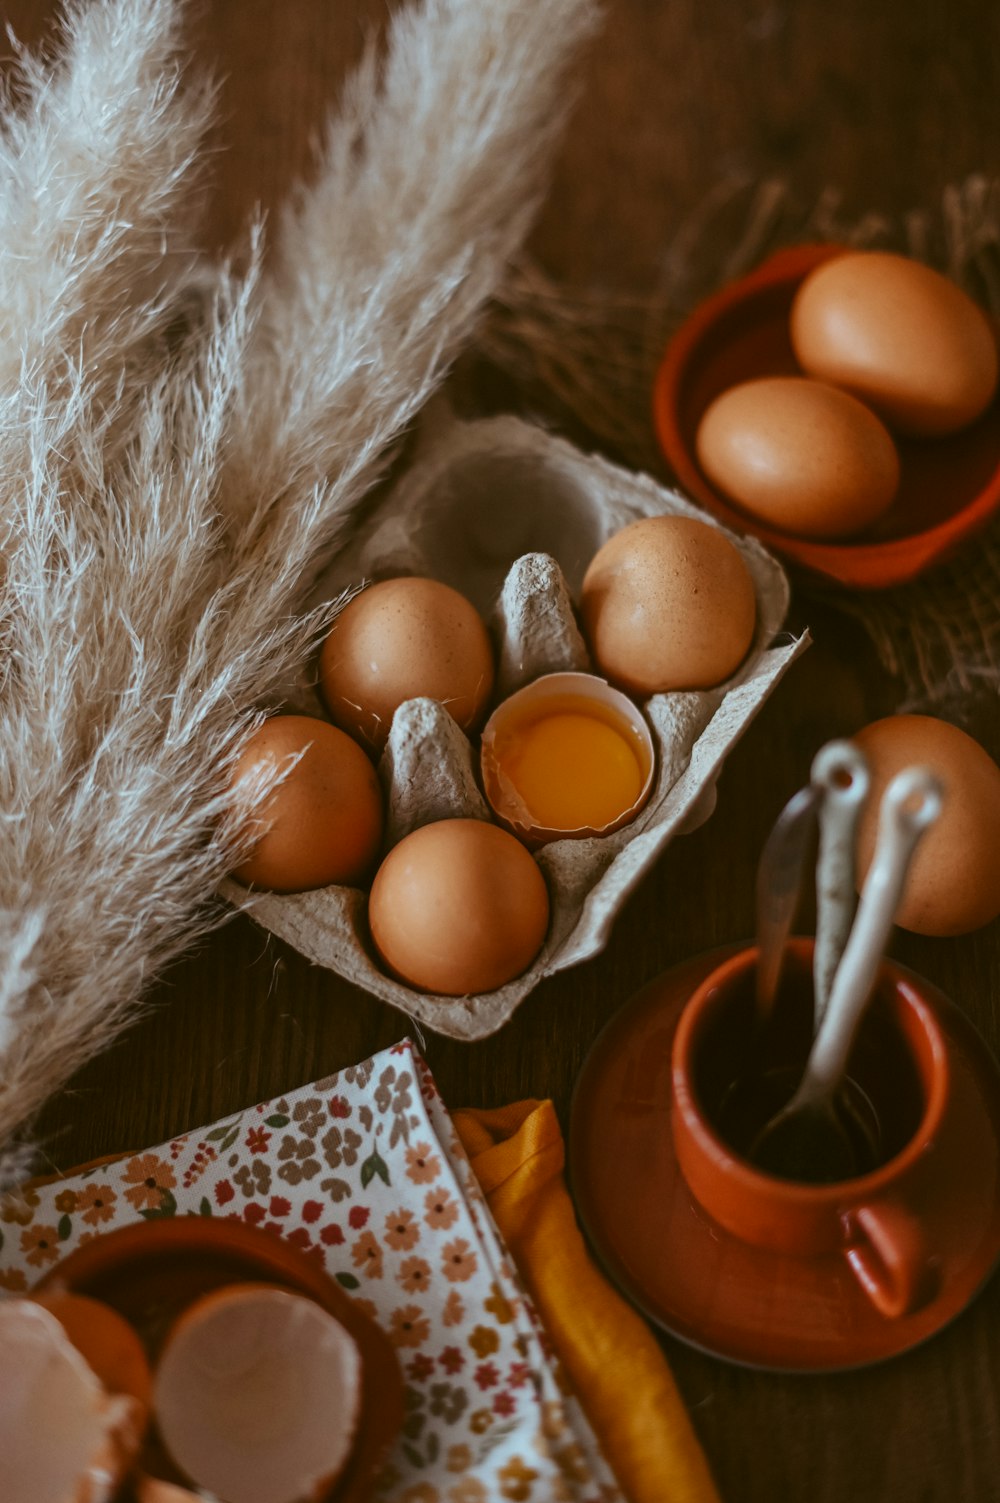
xmin=220 ymin=411 xmax=808 ymax=1040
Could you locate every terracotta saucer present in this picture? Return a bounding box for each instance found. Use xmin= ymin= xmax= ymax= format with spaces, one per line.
xmin=653 ymin=244 xmax=1000 ymax=589
xmin=37 ymin=1218 xmax=403 ymax=1501
xmin=569 ymin=945 xmax=1000 ymax=1371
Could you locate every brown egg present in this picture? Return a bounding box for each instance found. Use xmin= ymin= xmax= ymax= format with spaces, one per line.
xmin=854 ymin=714 xmax=1000 ymax=935
xmin=368 ymin=818 xmax=549 ymax=995
xmin=579 ymin=515 xmax=756 ymax=694
xmin=791 ymin=251 xmax=999 ymax=436
xmin=230 ymin=715 xmax=383 ymax=892
xmin=319 ymin=577 xmax=495 ymax=750
xmin=695 ymin=376 xmax=899 ymax=540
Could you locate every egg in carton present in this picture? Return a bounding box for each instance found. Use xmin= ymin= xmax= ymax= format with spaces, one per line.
xmin=220 ymin=409 xmax=808 ymax=1040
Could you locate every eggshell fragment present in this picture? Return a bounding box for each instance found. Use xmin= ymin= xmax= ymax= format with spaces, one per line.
xmin=135 ymin=1480 xmax=203 ymax=1503
xmin=319 ymin=576 xmax=495 ymax=750
xmin=481 ymin=671 xmax=655 ymax=844
xmin=153 ymin=1284 xmax=363 ymax=1503
xmin=854 ymin=714 xmax=1000 ymax=935
xmin=135 ymin=1480 xmax=202 ymax=1503
xmin=791 ymin=250 xmax=999 ymax=436
xmin=1 ymin=1297 xmax=145 ymax=1503
xmin=579 ymin=515 xmax=756 ymax=693
xmin=695 ymin=376 xmax=900 ymax=540
xmin=368 ymin=818 xmax=550 ymax=994
xmin=230 ymin=714 xmax=383 ymax=892
xmin=32 ymin=1290 xmax=152 ymax=1414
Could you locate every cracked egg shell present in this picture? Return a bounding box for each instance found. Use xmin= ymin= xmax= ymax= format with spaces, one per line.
xmin=481 ymin=671 xmax=655 ymax=845
xmin=1 ymin=1295 xmax=150 ymax=1503
xmin=135 ymin=1480 xmax=203 ymax=1503
xmin=319 ymin=576 xmax=495 ymax=751
xmin=152 ymin=1283 xmax=363 ymax=1503
xmin=31 ymin=1290 xmax=152 ymax=1414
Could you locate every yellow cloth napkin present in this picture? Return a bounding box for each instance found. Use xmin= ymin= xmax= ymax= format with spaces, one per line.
xmin=452 ymin=1099 xmax=721 ymax=1503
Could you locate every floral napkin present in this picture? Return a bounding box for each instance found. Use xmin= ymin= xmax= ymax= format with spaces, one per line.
xmin=0 ymin=1040 xmax=623 ymax=1503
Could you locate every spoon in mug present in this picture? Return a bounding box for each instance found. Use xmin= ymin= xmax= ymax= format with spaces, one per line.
xmin=749 ymin=764 xmax=943 ymax=1183
xmin=754 ymin=738 xmax=869 ymax=1032
xmin=754 ymin=780 xmax=822 ymax=1029
xmin=808 ymin=740 xmax=880 ymax=1164
xmin=811 ymin=740 xmax=870 ymax=1033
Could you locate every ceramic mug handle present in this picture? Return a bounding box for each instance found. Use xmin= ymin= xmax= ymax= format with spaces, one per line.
xmin=842 ymin=1199 xmax=937 ymax=1318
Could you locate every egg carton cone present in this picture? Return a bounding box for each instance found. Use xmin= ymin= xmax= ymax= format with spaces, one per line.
xmin=220 ymin=409 xmax=808 ymax=1040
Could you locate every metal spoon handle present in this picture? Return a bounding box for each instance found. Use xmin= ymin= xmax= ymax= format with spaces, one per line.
xmin=811 ymin=740 xmax=870 ymax=1031
xmin=755 ymin=782 xmax=822 ymax=1023
xmin=798 ymin=765 xmax=943 ymax=1103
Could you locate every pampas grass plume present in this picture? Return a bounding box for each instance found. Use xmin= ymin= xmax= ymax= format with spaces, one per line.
xmin=0 ymin=0 xmax=601 ymax=1180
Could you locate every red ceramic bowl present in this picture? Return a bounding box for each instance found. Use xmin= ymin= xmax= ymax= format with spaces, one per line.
xmin=37 ymin=1218 xmax=403 ymax=1503
xmin=653 ymin=243 xmax=1000 ymax=589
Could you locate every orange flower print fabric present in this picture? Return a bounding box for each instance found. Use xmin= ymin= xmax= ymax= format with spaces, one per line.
xmin=385 ymin=1207 xmax=421 ymax=1250
xmin=406 ymin=1141 xmax=441 ymax=1183
xmin=424 ymin=1186 xmax=461 ymax=1230
xmin=442 ymin=1289 xmax=465 ymax=1327
xmin=76 ymin=1183 xmax=116 ymax=1225
xmin=20 ymin=1223 xmax=60 ymax=1267
xmin=398 ymin=1256 xmax=432 ymax=1294
xmin=351 ymin=1229 xmax=384 ymax=1279
xmin=121 ymin=1153 xmax=176 ymax=1212
xmin=0 ymin=1041 xmax=624 ymax=1503
xmin=440 ymin=1237 xmax=478 ymax=1283
xmin=390 ymin=1303 xmax=431 ymax=1348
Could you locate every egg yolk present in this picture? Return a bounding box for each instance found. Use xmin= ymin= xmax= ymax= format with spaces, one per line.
xmin=494 ymin=707 xmax=646 ymax=831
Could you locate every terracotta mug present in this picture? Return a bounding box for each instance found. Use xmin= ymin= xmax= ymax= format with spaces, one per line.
xmin=671 ymin=939 xmax=948 ymax=1318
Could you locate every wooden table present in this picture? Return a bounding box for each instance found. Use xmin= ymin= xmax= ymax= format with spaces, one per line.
xmin=14 ymin=2 xmax=1000 ymax=1498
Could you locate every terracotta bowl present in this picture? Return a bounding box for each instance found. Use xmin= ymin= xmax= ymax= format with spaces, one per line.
xmin=653 ymin=243 xmax=1000 ymax=589
xmin=37 ymin=1218 xmax=403 ymax=1502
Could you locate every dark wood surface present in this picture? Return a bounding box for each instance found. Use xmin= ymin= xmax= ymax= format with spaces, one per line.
xmin=9 ymin=2 xmax=1000 ymax=1499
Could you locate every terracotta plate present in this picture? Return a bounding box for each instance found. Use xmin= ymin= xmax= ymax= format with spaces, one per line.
xmin=37 ymin=1217 xmax=404 ymax=1501
xmin=569 ymin=946 xmax=1000 ymax=1371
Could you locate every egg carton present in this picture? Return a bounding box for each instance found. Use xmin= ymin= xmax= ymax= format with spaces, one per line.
xmin=220 ymin=409 xmax=808 ymax=1040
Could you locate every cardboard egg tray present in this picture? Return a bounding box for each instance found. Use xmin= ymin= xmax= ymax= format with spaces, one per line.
xmin=220 ymin=409 xmax=808 ymax=1040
